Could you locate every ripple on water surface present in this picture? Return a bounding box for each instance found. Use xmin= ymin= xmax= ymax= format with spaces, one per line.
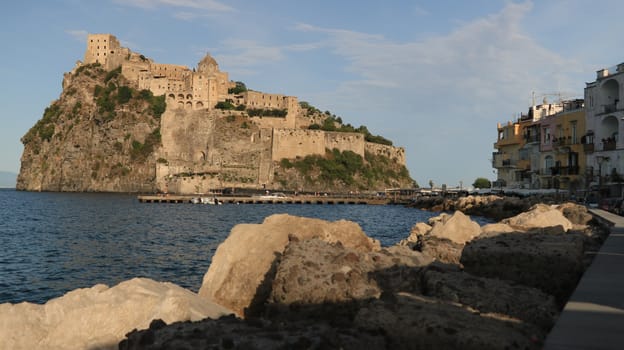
xmin=0 ymin=189 xmax=490 ymax=304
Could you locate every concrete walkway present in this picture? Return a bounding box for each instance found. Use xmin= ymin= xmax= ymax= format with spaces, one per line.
xmin=545 ymin=209 xmax=624 ymax=349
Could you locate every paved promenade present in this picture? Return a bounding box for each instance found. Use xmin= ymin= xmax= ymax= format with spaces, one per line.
xmin=545 ymin=209 xmax=624 ymax=349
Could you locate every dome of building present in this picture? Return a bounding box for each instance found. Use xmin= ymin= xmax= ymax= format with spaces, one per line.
xmin=198 ymin=54 xmax=218 ymax=73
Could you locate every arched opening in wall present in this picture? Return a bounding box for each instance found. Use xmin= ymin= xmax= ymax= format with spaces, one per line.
xmin=186 ymin=101 xmax=193 ymax=109
xmin=187 ymin=94 xmax=193 ymax=100
xmin=178 ymin=94 xmax=185 ymax=100
xmin=600 ymin=79 xmax=620 ymax=111
xmin=600 ymin=115 xmax=619 ymax=150
xmin=168 ymin=94 xmax=175 ymax=100
xmin=177 ymin=101 xmax=184 ymax=109
xmin=196 ymin=101 xmax=204 ymax=108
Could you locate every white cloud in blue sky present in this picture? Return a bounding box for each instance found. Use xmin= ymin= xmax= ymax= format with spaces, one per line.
xmin=1 ymin=0 xmax=623 ymax=187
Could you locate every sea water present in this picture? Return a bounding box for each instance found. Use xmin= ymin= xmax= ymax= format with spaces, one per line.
xmin=0 ymin=189 xmax=489 ymax=304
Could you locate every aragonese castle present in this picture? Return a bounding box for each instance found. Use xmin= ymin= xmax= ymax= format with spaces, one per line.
xmin=83 ymin=33 xmax=299 ymax=123
xmin=17 ymin=34 xmax=409 ymax=194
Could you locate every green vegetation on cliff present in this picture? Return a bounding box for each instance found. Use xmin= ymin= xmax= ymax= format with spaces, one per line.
xmin=94 ymin=80 xmax=165 ymax=121
xmin=302 ymin=103 xmax=393 ymax=146
xmin=18 ymin=62 xmax=165 ymax=192
xmin=276 ymin=148 xmax=412 ymax=190
xmin=22 ymin=103 xmax=62 ymax=145
xmin=227 ymin=81 xmax=247 ymax=94
xmin=130 ymin=128 xmax=161 ymax=162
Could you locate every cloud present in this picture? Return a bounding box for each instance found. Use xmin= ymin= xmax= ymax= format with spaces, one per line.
xmin=295 ymin=1 xmax=582 ymax=118
xmin=209 ymin=40 xmax=286 ymax=74
xmin=113 ymin=0 xmax=235 ymax=19
xmin=65 ymin=29 xmax=89 ymax=42
xmin=284 ymin=1 xmax=588 ymax=185
xmin=411 ymin=5 xmax=430 ymax=17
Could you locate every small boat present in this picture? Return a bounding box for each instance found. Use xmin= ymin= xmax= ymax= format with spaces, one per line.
xmin=190 ymin=196 xmax=221 ymax=205
xmin=254 ymin=192 xmax=289 ymax=200
xmin=201 ymin=196 xmax=222 ymax=205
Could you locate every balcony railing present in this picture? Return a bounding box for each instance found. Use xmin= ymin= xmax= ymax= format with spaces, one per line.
xmin=524 ymin=134 xmax=541 ymax=143
xmin=550 ymin=165 xmax=580 ymax=176
xmin=598 ymin=102 xmax=623 ymax=115
xmin=602 ymin=138 xmax=617 ymax=151
xmin=584 ymin=143 xmax=595 ymax=152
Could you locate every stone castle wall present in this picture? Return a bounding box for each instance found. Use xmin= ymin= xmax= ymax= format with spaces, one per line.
xmin=325 ymin=132 xmax=366 ymax=155
xmin=365 ymin=142 xmax=406 ymax=164
xmin=271 ymin=129 xmax=326 ymax=161
xmin=157 ymin=109 xmax=274 ymax=192
xmin=270 ymin=129 xmax=404 ymax=165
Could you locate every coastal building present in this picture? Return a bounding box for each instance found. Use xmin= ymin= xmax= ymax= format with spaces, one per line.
xmin=584 ymin=64 xmax=624 ymax=196
xmin=538 ymin=100 xmax=585 ymax=191
xmin=493 ymin=99 xmax=585 ymax=190
xmin=493 ymin=119 xmax=526 ymax=188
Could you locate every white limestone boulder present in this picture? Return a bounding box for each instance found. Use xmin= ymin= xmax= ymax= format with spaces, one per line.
xmin=428 ymin=211 xmax=481 ymax=244
xmin=480 ymin=223 xmax=515 ymax=237
xmin=398 ymin=222 xmax=432 ymax=247
xmin=502 ymin=203 xmax=573 ymax=232
xmin=198 ymin=213 xmax=381 ymax=316
xmin=0 ymin=277 xmax=232 ymax=350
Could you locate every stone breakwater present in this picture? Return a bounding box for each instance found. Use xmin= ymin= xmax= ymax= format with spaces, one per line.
xmin=408 ymin=194 xmax=556 ymax=221
xmin=0 ymin=202 xmax=606 ymax=349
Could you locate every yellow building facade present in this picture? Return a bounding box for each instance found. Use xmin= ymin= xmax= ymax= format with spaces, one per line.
xmin=493 ymin=100 xmax=586 ymax=191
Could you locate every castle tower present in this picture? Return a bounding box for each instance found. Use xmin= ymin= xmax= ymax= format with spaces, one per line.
xmin=84 ymin=34 xmax=122 ymax=70
xmin=192 ymin=54 xmax=230 ymax=109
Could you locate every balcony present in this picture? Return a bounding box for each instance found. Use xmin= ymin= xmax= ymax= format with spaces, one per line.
xmin=584 ymin=143 xmax=595 ymax=153
xmin=492 ymin=152 xmax=515 ymax=168
xmin=524 ymin=134 xmax=541 ymax=143
xmin=602 ymin=138 xmax=617 ymax=151
xmin=550 ymin=165 xmax=580 ymax=176
xmin=598 ymin=102 xmax=623 ymax=115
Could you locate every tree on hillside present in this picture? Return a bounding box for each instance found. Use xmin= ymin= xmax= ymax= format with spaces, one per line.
xmin=228 ymin=81 xmax=247 ymax=94
xmin=472 ymin=177 xmax=492 ymax=189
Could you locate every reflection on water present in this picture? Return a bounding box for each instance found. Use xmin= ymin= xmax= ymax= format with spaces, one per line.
xmin=0 ymin=189 xmax=489 ymax=304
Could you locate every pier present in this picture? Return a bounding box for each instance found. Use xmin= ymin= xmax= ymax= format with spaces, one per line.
xmin=137 ymin=195 xmax=390 ymax=205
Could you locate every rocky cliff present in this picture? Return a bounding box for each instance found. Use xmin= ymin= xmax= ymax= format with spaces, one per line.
xmin=17 ymin=64 xmax=164 ymax=192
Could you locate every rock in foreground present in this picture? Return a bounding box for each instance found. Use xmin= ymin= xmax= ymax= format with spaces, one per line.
xmin=0 ymin=278 xmax=232 ymax=350
xmin=198 ymin=213 xmax=380 ymax=316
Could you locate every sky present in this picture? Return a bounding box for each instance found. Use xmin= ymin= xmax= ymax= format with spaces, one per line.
xmin=1 ymin=0 xmax=623 ymax=188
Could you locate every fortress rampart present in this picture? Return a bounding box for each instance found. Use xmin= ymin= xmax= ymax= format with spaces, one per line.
xmin=325 ymin=132 xmax=366 ymax=155
xmin=365 ymin=142 xmax=406 ymax=164
xmin=271 ymin=129 xmax=326 ymax=161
